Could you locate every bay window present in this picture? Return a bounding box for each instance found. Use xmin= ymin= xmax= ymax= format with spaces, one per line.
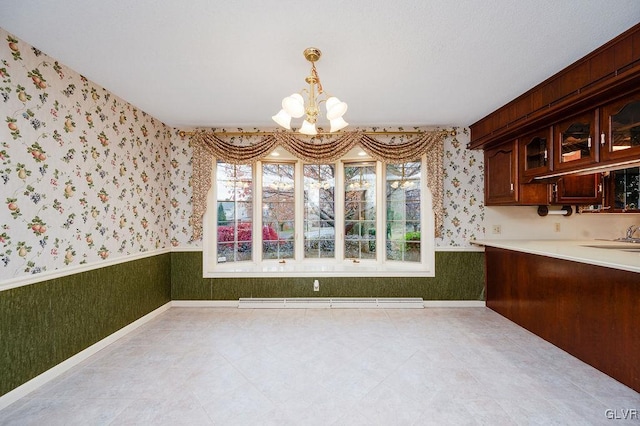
xmin=203 ymin=149 xmax=434 ymax=277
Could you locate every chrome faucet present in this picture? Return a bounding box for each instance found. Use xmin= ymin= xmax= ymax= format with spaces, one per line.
xmin=624 ymin=225 xmax=639 ymax=240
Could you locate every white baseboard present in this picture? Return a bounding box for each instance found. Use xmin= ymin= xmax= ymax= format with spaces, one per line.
xmin=423 ymin=300 xmax=486 ymax=308
xmin=171 ymin=299 xmax=486 ymax=309
xmin=0 ymin=302 xmax=172 ymax=411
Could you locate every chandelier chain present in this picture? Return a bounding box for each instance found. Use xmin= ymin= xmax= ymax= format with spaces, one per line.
xmin=311 ymin=62 xmax=323 ymax=95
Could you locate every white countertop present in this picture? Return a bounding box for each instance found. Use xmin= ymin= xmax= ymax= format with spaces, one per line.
xmin=471 ymin=239 xmax=640 ymax=274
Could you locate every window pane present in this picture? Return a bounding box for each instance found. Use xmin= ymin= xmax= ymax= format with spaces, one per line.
xmin=344 ymin=163 xmax=376 ymax=260
xmin=304 ymin=238 xmax=335 ymax=258
xmin=216 ymin=162 xmax=253 ymax=264
xmin=304 ymin=164 xmax=336 ymax=259
xmin=217 ymin=242 xmax=234 ymax=263
xmin=386 ymin=162 xmax=421 ymax=262
xmin=262 ymin=163 xmax=295 ymax=260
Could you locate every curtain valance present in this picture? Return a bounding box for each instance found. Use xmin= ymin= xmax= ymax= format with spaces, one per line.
xmin=189 ymin=129 xmax=446 ymax=240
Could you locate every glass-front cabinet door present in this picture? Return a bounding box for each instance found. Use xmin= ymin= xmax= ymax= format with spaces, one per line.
xmin=610 ymin=167 xmax=640 ymax=212
xmin=520 ymin=127 xmax=552 ymax=180
xmin=554 ymin=111 xmax=598 ymax=171
xmin=599 ymin=92 xmax=640 ymax=162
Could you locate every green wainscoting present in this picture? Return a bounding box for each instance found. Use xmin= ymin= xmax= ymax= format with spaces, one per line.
xmin=0 ymin=253 xmax=171 ymax=397
xmin=1 ymin=250 xmax=483 ymax=398
xmin=171 ymin=251 xmax=485 ymax=300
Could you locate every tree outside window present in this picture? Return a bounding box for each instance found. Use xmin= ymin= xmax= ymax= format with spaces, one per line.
xmin=262 ymin=163 xmax=295 ymax=260
xmin=215 ymin=162 xmax=253 ymax=263
xmin=303 ymin=164 xmax=335 ymax=258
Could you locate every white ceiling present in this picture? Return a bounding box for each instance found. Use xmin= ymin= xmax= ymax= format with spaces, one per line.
xmin=1 ymin=1 xmax=639 ymax=130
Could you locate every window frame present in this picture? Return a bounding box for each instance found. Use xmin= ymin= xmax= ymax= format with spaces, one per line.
xmin=202 ymin=151 xmax=434 ymax=277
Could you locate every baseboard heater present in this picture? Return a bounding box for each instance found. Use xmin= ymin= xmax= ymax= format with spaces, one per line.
xmin=237 ymin=297 xmax=424 ymax=309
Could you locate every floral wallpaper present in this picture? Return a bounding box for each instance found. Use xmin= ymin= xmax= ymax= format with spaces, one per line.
xmin=0 ymin=29 xmax=172 ymax=282
xmin=0 ymin=27 xmax=485 ymax=284
xmin=169 ymin=132 xmax=194 ymax=248
xmin=168 ymin=127 xmax=485 ymax=248
xmin=440 ymin=128 xmax=485 ymax=246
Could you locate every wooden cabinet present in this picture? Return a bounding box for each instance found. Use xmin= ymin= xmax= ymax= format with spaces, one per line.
xmin=553 ymin=110 xmax=599 ymax=171
xmin=469 ymin=23 xmax=640 ymax=150
xmin=520 ymin=127 xmax=552 ymax=181
xmin=606 ymin=166 xmax=640 ymax=212
xmin=471 ymin=24 xmax=640 ymax=209
xmin=485 ymin=247 xmax=640 ymax=393
xmin=485 ymin=141 xmax=547 ymax=205
xmin=552 ymin=174 xmax=602 ymax=205
xmin=599 ymin=91 xmax=640 ymax=163
xmin=485 ymin=143 xmax=517 ymax=204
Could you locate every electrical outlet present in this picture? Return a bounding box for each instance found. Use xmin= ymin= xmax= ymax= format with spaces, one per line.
xmin=554 ymin=222 xmax=561 ymax=232
xmin=313 ymin=280 xmax=319 ymax=291
xmin=492 ymin=225 xmax=502 ymax=234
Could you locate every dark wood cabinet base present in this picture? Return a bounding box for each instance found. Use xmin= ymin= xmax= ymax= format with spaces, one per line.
xmin=485 ymin=247 xmax=639 ymax=392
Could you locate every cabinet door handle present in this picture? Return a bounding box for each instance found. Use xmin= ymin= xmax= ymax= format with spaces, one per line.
xmin=600 ymin=132 xmax=605 ymax=146
xmin=510 ymin=183 xmax=514 ymax=192
xmin=543 ymin=149 xmax=548 ymax=161
xmin=587 ymin=136 xmax=592 ymax=148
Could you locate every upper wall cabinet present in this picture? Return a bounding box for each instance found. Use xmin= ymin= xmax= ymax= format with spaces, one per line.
xmin=553 ymin=174 xmax=602 ymax=205
xmin=610 ymin=167 xmax=639 ymax=211
xmin=599 ymin=91 xmax=640 ymax=163
xmin=471 ymin=23 xmax=640 ymax=208
xmin=553 ymin=111 xmax=599 ymax=172
xmin=485 ymin=143 xmax=517 ymax=205
xmin=485 ymin=141 xmax=548 ymax=206
xmin=470 ymin=23 xmax=640 ymax=151
xmin=520 ymin=127 xmax=552 ymax=181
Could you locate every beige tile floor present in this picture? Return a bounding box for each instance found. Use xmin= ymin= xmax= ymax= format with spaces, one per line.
xmin=0 ymin=307 xmax=638 ymax=425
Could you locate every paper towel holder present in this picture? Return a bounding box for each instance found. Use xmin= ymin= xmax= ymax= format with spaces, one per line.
xmin=537 ymin=205 xmax=573 ymax=217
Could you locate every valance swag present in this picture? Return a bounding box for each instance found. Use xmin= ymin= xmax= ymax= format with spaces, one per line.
xmin=190 ymin=129 xmax=446 ymax=240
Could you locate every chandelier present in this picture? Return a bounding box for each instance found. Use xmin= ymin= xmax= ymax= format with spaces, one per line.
xmin=272 ymin=47 xmax=348 ymax=135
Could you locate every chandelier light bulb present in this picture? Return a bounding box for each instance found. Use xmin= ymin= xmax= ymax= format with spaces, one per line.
xmin=329 ymin=116 xmax=349 ymax=132
xmin=271 ymin=109 xmax=292 ymax=129
xmin=326 ymin=97 xmax=348 ymax=120
xmin=282 ymin=93 xmax=305 ymax=118
xmin=299 ymin=120 xmax=318 ymax=135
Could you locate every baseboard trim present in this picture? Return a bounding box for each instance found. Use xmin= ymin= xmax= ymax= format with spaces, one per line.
xmin=170 ymin=299 xmax=486 ymax=308
xmin=0 ymin=302 xmax=172 ymax=411
xmin=423 ymin=300 xmax=486 ymax=308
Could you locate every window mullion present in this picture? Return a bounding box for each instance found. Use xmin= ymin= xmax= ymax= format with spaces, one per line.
xmin=254 ymin=160 xmax=263 ymax=263
xmin=335 ymin=162 xmax=345 ymax=261
xmin=209 ymin=161 xmax=219 ymax=266
xmin=294 ymin=160 xmax=304 ymax=261
xmin=420 ymin=154 xmax=429 ymax=266
xmin=378 ymin=161 xmax=385 ymax=265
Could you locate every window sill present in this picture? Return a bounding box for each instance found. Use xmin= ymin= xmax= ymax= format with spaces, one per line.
xmin=204 ymin=259 xmax=434 ymax=278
